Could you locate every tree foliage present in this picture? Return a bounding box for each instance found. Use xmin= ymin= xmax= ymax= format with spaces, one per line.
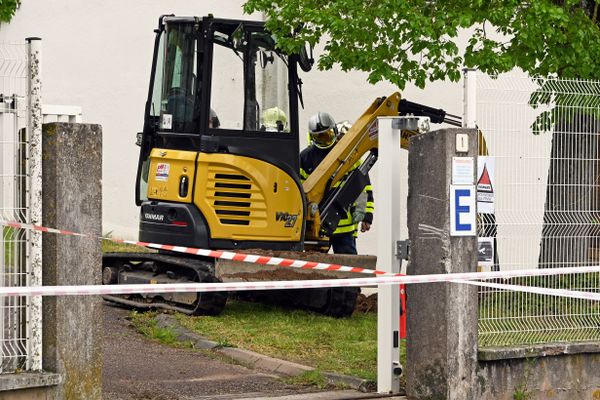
xmin=0 ymin=0 xmax=19 ymax=23
xmin=243 ymin=0 xmax=600 ymax=89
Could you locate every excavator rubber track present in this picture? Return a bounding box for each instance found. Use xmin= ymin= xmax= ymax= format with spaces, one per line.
xmin=102 ymin=252 xmax=228 ymax=316
xmin=234 ymin=286 xmax=360 ymax=318
xmin=281 ymin=286 xmax=360 ymax=318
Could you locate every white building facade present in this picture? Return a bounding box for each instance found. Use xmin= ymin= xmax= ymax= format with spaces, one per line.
xmin=0 ymin=0 xmax=464 ymax=255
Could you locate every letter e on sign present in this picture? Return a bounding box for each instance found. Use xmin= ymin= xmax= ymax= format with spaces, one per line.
xmin=450 ymin=185 xmax=476 ymax=236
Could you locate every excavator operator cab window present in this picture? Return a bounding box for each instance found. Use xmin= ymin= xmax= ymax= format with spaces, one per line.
xmin=209 ymin=24 xmax=290 ymax=134
xmin=150 ymin=21 xmax=200 ymax=134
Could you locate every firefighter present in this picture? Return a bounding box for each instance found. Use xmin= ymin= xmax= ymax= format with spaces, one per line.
xmin=299 ymin=112 xmax=374 ymax=254
xmin=261 ymin=106 xmax=288 ymax=132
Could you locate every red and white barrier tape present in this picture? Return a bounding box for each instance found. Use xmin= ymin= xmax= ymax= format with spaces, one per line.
xmin=457 ymin=280 xmax=600 ymax=301
xmin=3 ymin=219 xmax=600 ymax=299
xmin=1 ymin=266 xmax=600 ymax=297
xmin=1 ymin=219 xmax=396 ymax=276
xmin=0 ymin=276 xmax=391 ymax=297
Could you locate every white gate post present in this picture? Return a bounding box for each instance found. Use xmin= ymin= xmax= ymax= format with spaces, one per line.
xmin=463 ymin=68 xmax=477 ymax=128
xmin=0 ymin=98 xmax=5 ymax=373
xmin=376 ymin=117 xmax=402 ymax=393
xmin=26 ymin=37 xmax=42 ymax=371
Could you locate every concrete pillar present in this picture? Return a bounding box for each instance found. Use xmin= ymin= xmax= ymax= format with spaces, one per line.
xmin=42 ymin=123 xmax=102 ymax=399
xmin=405 ymin=128 xmax=478 ymax=399
xmin=27 ymin=36 xmax=43 ymax=371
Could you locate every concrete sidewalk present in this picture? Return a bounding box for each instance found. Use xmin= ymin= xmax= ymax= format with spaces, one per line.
xmin=104 ymin=302 xmax=406 ymax=400
xmin=232 ymin=392 xmax=406 ymax=400
xmin=103 ymin=303 xmax=305 ymax=399
xmin=191 ymin=390 xmax=405 ymax=399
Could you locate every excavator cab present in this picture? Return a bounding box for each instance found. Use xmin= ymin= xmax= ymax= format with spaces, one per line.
xmin=134 ymin=16 xmax=311 ymax=251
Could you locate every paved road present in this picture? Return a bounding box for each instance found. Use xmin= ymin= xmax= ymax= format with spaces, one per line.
xmin=102 ymin=302 xmax=313 ymax=400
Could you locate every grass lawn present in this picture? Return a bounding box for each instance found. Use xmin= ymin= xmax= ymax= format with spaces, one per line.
xmin=3 ymin=227 xmax=12 ymax=261
xmin=129 ymin=299 xmax=406 ymax=383
xmin=478 ymin=279 xmax=600 ymax=346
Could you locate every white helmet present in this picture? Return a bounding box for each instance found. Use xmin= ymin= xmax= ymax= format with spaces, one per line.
xmin=262 ymin=107 xmax=288 ymax=132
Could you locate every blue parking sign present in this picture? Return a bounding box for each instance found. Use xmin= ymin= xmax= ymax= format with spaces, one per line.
xmin=450 ymin=185 xmax=476 ymax=236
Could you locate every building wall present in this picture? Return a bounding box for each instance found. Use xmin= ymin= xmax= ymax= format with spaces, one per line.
xmin=0 ymin=0 xmax=464 ymax=255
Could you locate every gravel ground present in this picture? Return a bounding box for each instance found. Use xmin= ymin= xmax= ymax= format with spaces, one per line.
xmin=102 ymin=302 xmax=315 ymax=400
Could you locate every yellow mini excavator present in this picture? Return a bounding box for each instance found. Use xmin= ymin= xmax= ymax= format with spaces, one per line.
xmin=101 ymin=15 xmax=462 ymax=317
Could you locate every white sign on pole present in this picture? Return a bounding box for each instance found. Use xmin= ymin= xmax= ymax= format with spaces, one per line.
xmin=477 ymin=156 xmax=495 ymax=214
xmin=450 ymin=185 xmax=476 ymax=236
xmin=452 ymin=157 xmax=474 ymax=185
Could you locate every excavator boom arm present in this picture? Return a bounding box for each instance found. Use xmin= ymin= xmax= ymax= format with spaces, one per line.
xmin=302 ymin=92 xmax=463 ymax=242
xmin=303 ymin=93 xmax=402 ymax=207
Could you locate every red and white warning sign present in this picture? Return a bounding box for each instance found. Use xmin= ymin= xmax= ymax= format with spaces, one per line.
xmin=477 ymin=156 xmax=495 ymax=214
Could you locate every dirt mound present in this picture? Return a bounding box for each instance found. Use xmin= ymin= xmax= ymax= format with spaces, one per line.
xmin=354 ymin=293 xmax=377 ymax=314
xmin=228 ymin=266 xmax=378 ymax=317
xmin=228 ymin=269 xmax=332 ymax=281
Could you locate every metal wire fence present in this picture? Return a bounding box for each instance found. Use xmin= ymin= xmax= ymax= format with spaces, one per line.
xmin=0 ymin=42 xmax=31 ymax=373
xmin=472 ymin=70 xmax=600 ymax=347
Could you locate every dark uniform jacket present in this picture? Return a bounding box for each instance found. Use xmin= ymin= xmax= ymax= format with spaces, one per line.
xmin=299 ymin=144 xmax=374 ymax=236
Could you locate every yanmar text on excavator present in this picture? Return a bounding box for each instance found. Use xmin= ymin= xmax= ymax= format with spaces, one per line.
xmin=101 ymin=15 xmax=462 ymax=317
